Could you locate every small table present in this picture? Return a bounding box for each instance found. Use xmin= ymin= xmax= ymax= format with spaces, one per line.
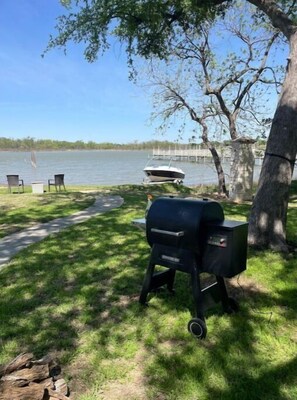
xmin=132 ymin=218 xmax=146 ymax=231
xmin=31 ymin=181 xmax=44 ymax=194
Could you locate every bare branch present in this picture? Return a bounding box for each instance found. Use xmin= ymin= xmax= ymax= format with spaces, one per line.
xmin=234 ymin=31 xmax=279 ymax=110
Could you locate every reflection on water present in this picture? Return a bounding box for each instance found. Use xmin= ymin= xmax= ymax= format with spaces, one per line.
xmin=0 ymin=150 xmax=289 ymax=187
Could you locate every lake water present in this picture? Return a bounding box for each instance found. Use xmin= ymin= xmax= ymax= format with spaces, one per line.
xmin=0 ymin=150 xmax=293 ymax=187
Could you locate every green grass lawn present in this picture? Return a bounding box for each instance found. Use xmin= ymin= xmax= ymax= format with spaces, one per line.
xmin=0 ymin=183 xmax=296 ymax=399
xmin=0 ymin=188 xmax=96 ymax=238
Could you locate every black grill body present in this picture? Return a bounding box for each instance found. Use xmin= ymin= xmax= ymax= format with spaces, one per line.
xmin=139 ymin=197 xmax=248 ymax=339
xmin=146 ymin=197 xmax=224 ymax=251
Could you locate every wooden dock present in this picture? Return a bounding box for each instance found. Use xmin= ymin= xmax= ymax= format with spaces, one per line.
xmin=152 ymin=147 xmax=264 ymax=165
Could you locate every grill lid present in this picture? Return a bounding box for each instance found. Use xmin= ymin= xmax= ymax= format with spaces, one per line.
xmin=146 ymin=197 xmax=224 ymax=251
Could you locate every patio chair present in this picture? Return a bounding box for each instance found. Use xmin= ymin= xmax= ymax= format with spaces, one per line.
xmin=48 ymin=174 xmax=66 ymax=192
xmin=7 ymin=175 xmax=24 ymax=194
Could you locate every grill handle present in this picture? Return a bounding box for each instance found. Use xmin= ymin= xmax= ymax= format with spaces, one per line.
xmin=151 ymin=228 xmax=185 ymax=237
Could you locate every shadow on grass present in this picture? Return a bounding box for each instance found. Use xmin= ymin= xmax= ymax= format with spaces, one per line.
xmin=142 ymin=266 xmax=297 ymax=399
xmin=0 ymin=191 xmax=150 ymax=355
xmin=0 ymin=187 xmax=296 ymax=399
xmin=0 ymin=192 xmax=95 ymax=238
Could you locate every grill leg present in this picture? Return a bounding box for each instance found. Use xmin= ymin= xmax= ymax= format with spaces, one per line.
xmin=166 ymin=268 xmax=176 ymax=293
xmin=216 ymin=276 xmax=238 ymax=313
xmin=191 ymin=267 xmax=205 ymax=321
xmin=139 ymin=263 xmax=176 ymax=305
xmin=188 ymin=266 xmax=207 ymax=339
xmin=139 ymin=262 xmax=155 ymax=305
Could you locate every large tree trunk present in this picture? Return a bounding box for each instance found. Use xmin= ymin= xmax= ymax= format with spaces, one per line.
xmin=208 ymin=145 xmax=228 ymax=196
xmin=248 ymin=32 xmax=297 ymax=251
xmin=200 ymin=119 xmax=228 ymax=196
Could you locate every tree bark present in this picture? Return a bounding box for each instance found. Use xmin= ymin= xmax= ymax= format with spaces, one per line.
xmin=0 ymin=353 xmax=69 ymax=400
xmin=0 ymin=385 xmax=45 ymax=400
xmin=201 ymin=119 xmax=228 ymax=196
xmin=0 ymin=353 xmax=35 ymax=378
xmin=248 ymin=31 xmax=297 ymax=251
xmin=208 ymin=145 xmax=228 ymax=196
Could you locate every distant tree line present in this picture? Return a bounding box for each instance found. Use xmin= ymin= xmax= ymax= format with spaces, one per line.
xmin=0 ymin=137 xmax=182 ymax=151
xmin=0 ymin=136 xmax=267 ymax=151
xmin=0 ymin=136 xmax=225 ymax=151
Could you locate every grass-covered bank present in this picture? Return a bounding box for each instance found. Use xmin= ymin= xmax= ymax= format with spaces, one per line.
xmin=0 ymin=188 xmax=96 ymax=238
xmin=0 ymin=184 xmax=297 ymax=400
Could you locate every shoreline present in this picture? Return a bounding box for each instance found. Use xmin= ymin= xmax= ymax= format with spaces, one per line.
xmin=0 ymin=149 xmax=152 ymax=152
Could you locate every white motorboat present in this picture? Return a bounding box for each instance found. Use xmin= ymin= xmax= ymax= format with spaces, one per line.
xmin=143 ymin=159 xmax=185 ymax=184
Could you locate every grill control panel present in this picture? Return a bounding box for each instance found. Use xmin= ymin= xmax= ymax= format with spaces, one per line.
xmin=207 ymin=234 xmax=227 ymax=248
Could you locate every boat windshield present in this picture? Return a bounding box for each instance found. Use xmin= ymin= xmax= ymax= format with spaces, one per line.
xmin=145 ymin=157 xmax=173 ymax=168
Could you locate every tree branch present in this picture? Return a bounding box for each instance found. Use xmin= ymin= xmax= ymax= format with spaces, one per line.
xmin=247 ymin=0 xmax=296 ymax=39
xmin=234 ymin=31 xmax=279 ymax=110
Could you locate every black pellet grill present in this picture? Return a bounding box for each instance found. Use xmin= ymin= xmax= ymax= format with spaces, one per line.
xmin=139 ymin=197 xmax=248 ymax=339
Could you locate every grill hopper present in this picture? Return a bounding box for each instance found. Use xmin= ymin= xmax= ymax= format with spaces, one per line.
xmin=140 ymin=197 xmax=248 ymax=339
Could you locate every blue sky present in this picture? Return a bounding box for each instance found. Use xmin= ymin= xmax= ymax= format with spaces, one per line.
xmin=0 ymin=0 xmax=158 ymax=144
xmin=0 ymin=1 xmax=287 ymax=145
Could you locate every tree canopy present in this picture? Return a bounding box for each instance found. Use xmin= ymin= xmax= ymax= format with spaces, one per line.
xmin=142 ymin=4 xmax=283 ymax=196
xmin=50 ymin=0 xmax=297 ymax=251
xmin=49 ymin=1 xmax=296 ymax=64
xmin=49 ymin=0 xmax=230 ymax=63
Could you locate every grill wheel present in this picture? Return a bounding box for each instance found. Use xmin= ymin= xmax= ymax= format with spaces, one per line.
xmin=188 ymin=318 xmax=207 ymax=339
